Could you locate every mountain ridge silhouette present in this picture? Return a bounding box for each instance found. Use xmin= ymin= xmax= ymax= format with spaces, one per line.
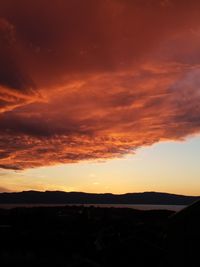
xmin=0 ymin=190 xmax=199 ymax=205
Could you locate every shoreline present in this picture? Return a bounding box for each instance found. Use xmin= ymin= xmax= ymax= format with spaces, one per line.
xmin=0 ymin=203 xmax=186 ymax=211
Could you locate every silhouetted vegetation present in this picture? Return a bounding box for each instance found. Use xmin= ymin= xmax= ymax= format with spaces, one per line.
xmin=0 ymin=203 xmax=200 ymax=266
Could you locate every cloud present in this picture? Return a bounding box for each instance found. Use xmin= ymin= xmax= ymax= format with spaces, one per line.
xmin=0 ymin=0 xmax=200 ymax=169
xmin=0 ymin=17 xmax=38 ymax=113
xmin=0 ymin=186 xmax=10 ymax=192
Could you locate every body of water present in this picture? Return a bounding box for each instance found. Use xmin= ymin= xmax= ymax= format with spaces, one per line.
xmin=0 ymin=203 xmax=186 ymax=211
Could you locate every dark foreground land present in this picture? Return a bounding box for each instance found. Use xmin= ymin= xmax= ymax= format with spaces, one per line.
xmin=0 ymin=204 xmax=200 ymax=267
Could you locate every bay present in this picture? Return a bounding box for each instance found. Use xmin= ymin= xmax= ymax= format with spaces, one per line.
xmin=0 ymin=203 xmax=186 ymax=211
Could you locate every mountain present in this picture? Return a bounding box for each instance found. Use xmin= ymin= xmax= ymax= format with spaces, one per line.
xmin=0 ymin=191 xmax=199 ymax=205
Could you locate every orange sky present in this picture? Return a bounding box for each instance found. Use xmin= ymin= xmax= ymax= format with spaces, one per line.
xmin=0 ymin=1 xmax=200 ymax=193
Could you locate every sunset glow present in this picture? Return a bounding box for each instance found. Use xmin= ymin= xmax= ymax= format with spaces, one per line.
xmin=0 ymin=0 xmax=200 ymax=195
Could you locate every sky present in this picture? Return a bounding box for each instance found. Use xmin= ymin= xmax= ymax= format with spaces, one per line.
xmin=0 ymin=0 xmax=200 ymax=195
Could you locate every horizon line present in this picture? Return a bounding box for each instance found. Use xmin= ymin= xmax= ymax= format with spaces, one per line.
xmin=1 ymin=190 xmax=199 ymax=198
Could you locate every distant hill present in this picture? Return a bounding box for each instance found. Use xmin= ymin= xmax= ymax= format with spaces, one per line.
xmin=0 ymin=191 xmax=199 ymax=205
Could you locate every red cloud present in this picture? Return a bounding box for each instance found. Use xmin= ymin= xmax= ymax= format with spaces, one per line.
xmin=0 ymin=0 xmax=200 ymax=169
